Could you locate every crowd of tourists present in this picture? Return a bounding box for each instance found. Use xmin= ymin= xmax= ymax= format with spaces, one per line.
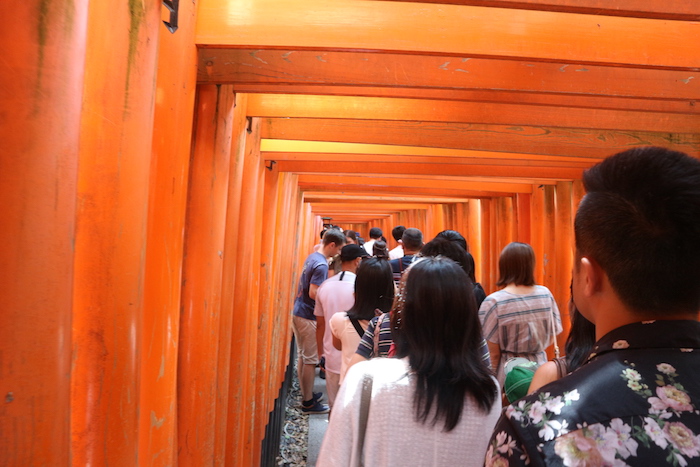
xmin=290 ymin=147 xmax=700 ymax=466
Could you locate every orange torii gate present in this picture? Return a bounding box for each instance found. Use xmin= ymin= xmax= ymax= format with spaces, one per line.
xmin=1 ymin=0 xmax=698 ymax=465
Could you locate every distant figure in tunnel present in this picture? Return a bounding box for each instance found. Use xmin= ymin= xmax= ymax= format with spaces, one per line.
xmin=478 ymin=242 xmax=562 ymax=387
xmin=388 ymin=225 xmax=405 ymax=260
xmin=314 ymin=244 xmax=368 ymax=408
xmin=292 ymin=229 xmax=345 ymax=414
xmin=362 ymin=227 xmax=383 ymax=256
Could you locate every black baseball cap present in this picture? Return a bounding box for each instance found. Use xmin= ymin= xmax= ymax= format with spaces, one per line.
xmin=340 ymin=244 xmax=369 ymax=261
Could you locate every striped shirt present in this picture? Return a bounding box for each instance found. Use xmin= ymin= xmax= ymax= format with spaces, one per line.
xmin=479 ymin=285 xmax=562 ymax=385
xmin=356 ymin=312 xmax=492 ymax=369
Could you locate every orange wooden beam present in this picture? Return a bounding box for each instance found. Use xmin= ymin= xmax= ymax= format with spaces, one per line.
xmin=227 ymin=85 xmax=699 ymax=115
xmin=297 ymin=182 xmax=513 ymax=198
xmin=196 ymin=0 xmax=699 ymax=69
xmin=247 ymin=94 xmax=700 ymax=133
xmin=261 ymin=118 xmax=700 ymax=158
xmin=382 ymin=0 xmax=700 ymax=21
xmin=198 ymin=49 xmax=700 ymax=102
xmin=275 ymin=160 xmax=584 ymax=180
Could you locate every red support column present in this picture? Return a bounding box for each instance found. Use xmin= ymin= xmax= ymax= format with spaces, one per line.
xmin=177 ymin=85 xmax=234 ymax=466
xmin=71 ymin=1 xmax=161 ymax=465
xmin=139 ymin=1 xmax=199 ymax=464
xmin=0 ymin=2 xmax=88 ymax=464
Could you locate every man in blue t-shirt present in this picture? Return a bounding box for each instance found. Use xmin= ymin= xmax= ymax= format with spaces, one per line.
xmin=292 ymin=229 xmax=345 ymax=413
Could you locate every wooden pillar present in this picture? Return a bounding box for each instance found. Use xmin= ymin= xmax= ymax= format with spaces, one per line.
xmin=227 ymin=117 xmax=263 ymax=465
xmin=554 ymin=181 xmax=574 ymax=347
xmin=0 ymin=2 xmax=88 ymax=464
xmin=139 ymin=1 xmax=199 ymax=464
xmin=71 ymin=1 xmax=161 ymax=465
xmin=177 ymin=84 xmax=234 ymax=465
xmin=216 ymin=93 xmax=249 ymax=464
xmin=480 ymin=199 xmax=494 ymax=293
xmin=516 ymin=193 xmax=532 ymax=244
xmin=531 ymin=186 xmax=546 ymax=285
xmin=541 ymin=186 xmax=557 ymax=289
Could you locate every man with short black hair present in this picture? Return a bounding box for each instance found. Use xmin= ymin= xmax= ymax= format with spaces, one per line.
xmin=485 ymin=147 xmax=700 ymax=466
xmin=389 ymin=225 xmax=406 ymax=260
xmin=390 ymin=228 xmax=423 ymax=284
xmin=362 ymin=227 xmax=383 ymax=255
xmin=314 ymin=244 xmax=368 ymax=408
xmin=292 ymin=229 xmax=345 ymax=414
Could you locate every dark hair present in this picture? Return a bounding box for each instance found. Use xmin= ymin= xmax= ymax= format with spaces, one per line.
xmin=464 ymin=252 xmax=477 ymax=283
xmin=391 ymin=225 xmax=406 ymax=242
xmin=436 ymin=229 xmax=468 ymax=252
xmin=372 ymin=240 xmax=390 ymax=259
xmin=401 ymin=228 xmax=423 ymax=251
xmin=394 ymin=257 xmax=497 ymax=431
xmin=565 ymin=302 xmax=596 ymax=372
xmin=319 ymin=229 xmax=327 ymax=240
xmin=347 ymin=257 xmax=394 ymax=321
xmin=369 ymin=227 xmax=383 ymax=239
xmin=576 ymin=146 xmax=700 ymax=314
xmin=496 ymin=242 xmax=535 ymax=287
xmin=420 ymin=237 xmax=469 ymax=276
xmin=344 ymin=230 xmax=358 ymax=244
xmin=322 ymin=229 xmax=346 ymax=247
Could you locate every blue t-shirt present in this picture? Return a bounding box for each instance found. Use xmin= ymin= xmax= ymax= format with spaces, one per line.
xmin=292 ymin=252 xmax=329 ymax=320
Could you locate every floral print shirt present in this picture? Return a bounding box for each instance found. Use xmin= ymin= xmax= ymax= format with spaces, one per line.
xmin=485 ymin=320 xmax=700 ymax=467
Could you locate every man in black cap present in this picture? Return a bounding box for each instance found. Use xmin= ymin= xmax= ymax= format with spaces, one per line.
xmin=314 ymin=244 xmax=369 ymax=408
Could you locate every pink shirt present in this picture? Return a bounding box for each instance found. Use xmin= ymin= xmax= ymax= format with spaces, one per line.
xmin=314 ymin=271 xmax=356 ymax=374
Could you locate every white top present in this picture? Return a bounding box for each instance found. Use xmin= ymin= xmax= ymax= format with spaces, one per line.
xmin=329 ymin=311 xmax=368 ymax=383
xmin=388 ymin=244 xmax=404 ymax=260
xmin=318 ymin=358 xmax=501 ymax=467
xmin=314 ymin=271 xmax=356 ymax=374
xmin=363 ymin=239 xmax=376 ymax=255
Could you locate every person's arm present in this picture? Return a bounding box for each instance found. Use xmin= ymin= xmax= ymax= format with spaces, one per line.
xmin=487 ymin=341 xmax=501 ymax=374
xmin=333 ymin=333 xmax=342 ymax=351
xmin=484 ymin=413 xmax=537 ymax=467
xmin=309 ymin=283 xmax=320 ymax=300
xmin=316 ymin=315 xmax=325 ymax=358
xmin=528 ymin=361 xmax=559 ymax=394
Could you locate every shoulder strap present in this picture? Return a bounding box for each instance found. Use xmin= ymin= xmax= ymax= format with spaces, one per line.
xmin=352 ymin=373 xmax=373 ymax=467
xmin=349 ymin=317 xmax=365 ymax=337
xmin=553 ymin=356 xmax=568 ymax=379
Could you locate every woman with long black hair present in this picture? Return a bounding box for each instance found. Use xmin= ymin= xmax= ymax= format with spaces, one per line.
xmin=329 ymin=257 xmax=394 ymax=384
xmin=319 ymin=256 xmax=500 ymax=466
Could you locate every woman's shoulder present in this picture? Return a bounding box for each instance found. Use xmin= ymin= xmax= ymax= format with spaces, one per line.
xmin=533 ymin=284 xmax=554 ymax=295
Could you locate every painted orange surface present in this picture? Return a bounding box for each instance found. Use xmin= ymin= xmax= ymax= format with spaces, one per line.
xmin=139 ymin=0 xmax=199 ymax=464
xmin=71 ymin=1 xmax=160 ymax=465
xmin=177 ymin=84 xmax=234 ymax=465
xmin=0 ymin=1 xmax=88 ymax=465
xmin=196 ymin=0 xmax=699 ymax=68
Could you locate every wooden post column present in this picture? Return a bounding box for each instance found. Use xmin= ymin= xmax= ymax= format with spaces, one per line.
xmin=71 ymin=1 xmax=161 ymax=465
xmin=0 ymin=2 xmax=88 ymax=464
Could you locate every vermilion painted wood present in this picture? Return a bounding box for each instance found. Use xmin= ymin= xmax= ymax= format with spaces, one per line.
xmin=297 ymin=174 xmax=534 ymax=194
xmin=261 ymin=118 xmax=700 ymax=158
xmin=217 ymin=92 xmax=249 ymax=465
xmin=0 ymin=2 xmax=87 ymax=464
xmin=516 ymin=194 xmax=532 ymax=244
xmin=275 ymin=160 xmax=584 ymax=180
xmin=139 ymin=1 xmax=199 ymax=464
xmin=554 ymin=181 xmax=575 ymax=349
xmin=178 ymin=84 xmax=234 ymax=466
xmin=247 ymin=94 xmax=700 ymax=134
xmin=228 ymin=84 xmax=700 ymax=115
xmin=196 ymin=0 xmax=699 ymax=69
xmin=382 ymin=0 xmax=700 ymax=20
xmin=71 ymin=1 xmax=161 ymax=465
xmin=229 ymin=117 xmax=263 ymax=465
xmin=298 ymin=182 xmax=513 ymax=199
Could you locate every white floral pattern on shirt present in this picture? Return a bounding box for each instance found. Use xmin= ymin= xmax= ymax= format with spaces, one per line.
xmin=486 ymin=361 xmax=700 ymax=467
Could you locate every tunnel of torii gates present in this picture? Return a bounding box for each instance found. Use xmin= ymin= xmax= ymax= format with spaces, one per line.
xmin=2 ymin=0 xmax=699 ymax=465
